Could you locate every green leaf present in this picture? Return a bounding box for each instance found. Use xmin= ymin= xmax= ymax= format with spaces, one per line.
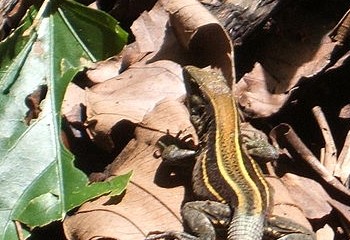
xmin=58 ymin=0 xmax=127 ymax=61
xmin=0 ymin=1 xmax=130 ymax=239
xmin=0 ymin=8 xmax=37 ymax=94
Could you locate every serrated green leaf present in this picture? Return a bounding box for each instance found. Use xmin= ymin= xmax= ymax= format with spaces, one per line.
xmin=0 ymin=1 xmax=130 ymax=239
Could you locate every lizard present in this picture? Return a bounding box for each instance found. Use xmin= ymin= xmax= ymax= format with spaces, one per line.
xmin=146 ymin=66 xmax=316 ymax=240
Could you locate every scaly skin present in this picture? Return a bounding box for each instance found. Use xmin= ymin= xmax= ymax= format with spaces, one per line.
xmin=184 ymin=66 xmax=271 ymax=240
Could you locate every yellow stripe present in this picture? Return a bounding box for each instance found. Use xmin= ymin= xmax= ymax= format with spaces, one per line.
xmin=246 ymin=152 xmax=272 ymax=211
xmin=186 ymin=66 xmax=271 ymax=216
xmin=201 ymin=153 xmax=225 ymax=202
xmin=212 ymin=92 xmax=264 ymax=214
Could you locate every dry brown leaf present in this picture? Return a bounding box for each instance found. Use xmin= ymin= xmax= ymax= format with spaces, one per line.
xmin=164 ymin=0 xmax=219 ymax=48
xmin=339 ymin=104 xmax=350 ymax=119
xmin=131 ymin=7 xmax=168 ymax=54
xmin=236 ymin=3 xmax=347 ymax=118
xmin=86 ymin=57 xmax=124 ymax=84
xmin=84 ymin=0 xmax=234 ymax=150
xmin=86 ymin=1 xmax=172 ymax=84
xmin=236 ymin=63 xmax=288 ymax=117
xmin=64 ymin=99 xmax=196 ymax=240
xmin=163 ymin=0 xmax=234 ymax=84
xmin=64 ymin=183 xmax=183 ymax=240
xmin=64 ymin=0 xmax=235 ymax=239
xmin=62 ymin=83 xmax=86 ymax=122
xmin=105 ymin=98 xmax=198 ymax=175
xmin=266 ymin=176 xmax=313 ymax=230
xmin=85 ymin=61 xmax=184 ymax=151
xmin=259 ymin=36 xmax=335 ymax=92
xmin=83 ymin=1 xmax=185 ymax=152
xmin=281 ymin=173 xmax=332 ymax=220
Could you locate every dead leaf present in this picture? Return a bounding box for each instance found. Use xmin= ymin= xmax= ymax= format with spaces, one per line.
xmin=236 ymin=3 xmax=347 ymax=118
xmin=62 ymin=83 xmax=86 ymax=124
xmin=162 ymin=0 xmax=234 ymax=84
xmin=236 ymin=63 xmax=288 ymax=117
xmin=64 ymin=99 xmax=196 ymax=240
xmin=131 ymin=7 xmax=168 ymax=54
xmin=164 ymin=0 xmax=220 ymax=48
xmin=63 ymin=182 xmax=183 ymax=240
xmin=86 ymin=1 xmax=175 ymax=84
xmin=339 ymin=104 xmax=350 ymax=119
xmin=85 ymin=61 xmax=184 ymax=151
xmin=84 ymin=0 xmax=234 ymax=151
xmin=266 ymin=176 xmax=314 ymax=230
xmin=280 ymin=173 xmax=332 ymax=220
xmin=87 ymin=1 xmax=173 ymax=83
xmin=86 ymin=56 xmax=124 ymax=84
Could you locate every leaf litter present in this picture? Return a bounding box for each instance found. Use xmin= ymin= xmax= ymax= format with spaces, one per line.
xmin=60 ymin=0 xmax=350 ymax=239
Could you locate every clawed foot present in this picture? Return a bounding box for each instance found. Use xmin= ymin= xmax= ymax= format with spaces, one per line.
xmin=154 ymin=131 xmax=197 ymax=166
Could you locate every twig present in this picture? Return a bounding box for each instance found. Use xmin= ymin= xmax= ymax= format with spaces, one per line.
xmin=273 ymin=123 xmax=350 ymax=198
xmin=312 ymin=106 xmax=337 ymax=173
xmin=335 ymin=130 xmax=350 ymax=185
